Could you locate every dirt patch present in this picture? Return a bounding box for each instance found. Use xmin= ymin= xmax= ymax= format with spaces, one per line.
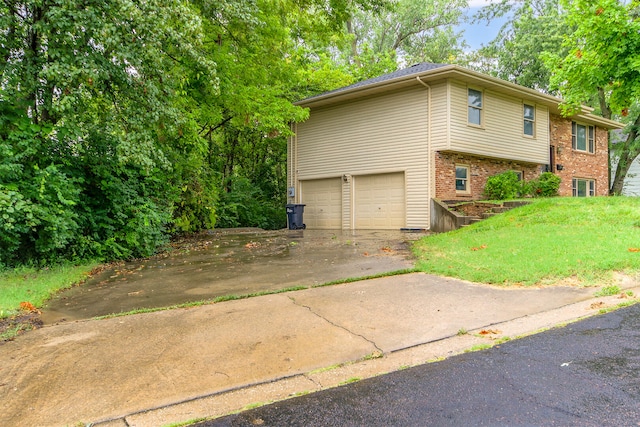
xmin=450 ymin=202 xmax=502 ymax=217
xmin=0 ymin=312 xmax=43 ymax=343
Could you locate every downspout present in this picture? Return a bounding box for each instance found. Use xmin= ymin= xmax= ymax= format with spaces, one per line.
xmin=289 ymin=122 xmax=298 ymax=203
xmin=294 ymin=122 xmax=299 ymax=203
xmin=416 ymin=76 xmax=433 ymax=228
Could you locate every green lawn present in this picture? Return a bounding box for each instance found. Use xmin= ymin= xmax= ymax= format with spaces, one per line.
xmin=413 ymin=197 xmax=640 ymax=286
xmin=0 ymin=263 xmax=98 ymax=318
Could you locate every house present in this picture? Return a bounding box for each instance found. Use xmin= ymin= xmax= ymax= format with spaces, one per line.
xmin=287 ymin=63 xmax=623 ymax=230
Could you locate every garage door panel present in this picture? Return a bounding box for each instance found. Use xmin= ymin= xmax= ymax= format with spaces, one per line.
xmin=355 ymin=173 xmax=405 ymax=229
xmin=301 ymin=179 xmax=342 ymax=229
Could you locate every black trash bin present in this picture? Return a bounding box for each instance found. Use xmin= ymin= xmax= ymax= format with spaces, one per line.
xmin=286 ymin=204 xmax=306 ymax=230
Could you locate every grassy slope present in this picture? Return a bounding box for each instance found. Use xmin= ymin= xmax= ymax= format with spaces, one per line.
xmin=0 ymin=263 xmax=98 ymax=318
xmin=413 ymin=197 xmax=640 ymax=286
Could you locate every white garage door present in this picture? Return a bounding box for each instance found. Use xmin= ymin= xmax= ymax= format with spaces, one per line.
xmin=355 ymin=173 xmax=405 ymax=229
xmin=301 ymin=178 xmax=342 ymax=229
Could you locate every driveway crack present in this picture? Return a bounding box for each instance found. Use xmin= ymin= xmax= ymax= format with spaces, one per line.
xmin=288 ymin=296 xmax=383 ymax=355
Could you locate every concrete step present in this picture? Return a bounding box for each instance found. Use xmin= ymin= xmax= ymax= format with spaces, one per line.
xmin=481 ymin=212 xmax=499 ymax=219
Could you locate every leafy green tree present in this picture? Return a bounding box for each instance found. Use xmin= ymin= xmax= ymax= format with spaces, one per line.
xmin=192 ymin=0 xmax=368 ymax=229
xmin=340 ymin=0 xmax=468 ymax=79
xmin=471 ymin=0 xmax=568 ymax=93
xmin=0 ymin=0 xmax=216 ymax=265
xmin=544 ymin=0 xmax=640 ymax=194
xmin=0 ymin=0 xmax=392 ymax=265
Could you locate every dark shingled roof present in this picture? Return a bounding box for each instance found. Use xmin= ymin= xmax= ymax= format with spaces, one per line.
xmin=302 ymin=63 xmax=449 ymax=102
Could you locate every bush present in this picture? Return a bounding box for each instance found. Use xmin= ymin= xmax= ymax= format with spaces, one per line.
xmin=530 ymin=172 xmax=561 ymax=197
xmin=483 ymin=171 xmax=524 ymax=200
xmin=216 ymin=176 xmax=286 ymax=230
xmin=484 ymin=171 xmax=561 ymax=200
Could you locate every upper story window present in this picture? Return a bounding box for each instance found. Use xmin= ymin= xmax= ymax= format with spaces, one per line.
xmin=468 ymin=88 xmax=482 ymax=126
xmin=572 ymin=121 xmax=595 ymax=153
xmin=523 ymin=104 xmax=535 ymax=136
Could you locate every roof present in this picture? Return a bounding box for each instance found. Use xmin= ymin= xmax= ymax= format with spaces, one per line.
xmin=304 ymin=63 xmax=449 ymax=101
xmin=296 ymin=63 xmax=623 ymax=130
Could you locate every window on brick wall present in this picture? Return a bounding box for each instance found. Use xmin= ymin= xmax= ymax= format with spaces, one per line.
xmin=456 ymin=165 xmax=470 ymax=194
xmin=571 ymin=122 xmax=595 ymax=153
xmin=572 ymin=178 xmax=595 ymax=197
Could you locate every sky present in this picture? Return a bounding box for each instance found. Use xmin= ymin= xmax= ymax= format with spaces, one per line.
xmin=459 ymin=0 xmax=511 ymax=50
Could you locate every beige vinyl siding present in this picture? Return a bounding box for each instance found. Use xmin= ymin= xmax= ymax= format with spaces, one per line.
xmin=287 ymin=127 xmax=296 ymax=192
xmin=428 ymin=81 xmax=449 ymax=151
xmin=342 ymin=175 xmax=352 ymax=229
xmin=447 ymin=80 xmax=549 ymax=164
xmin=295 ymin=87 xmax=430 ymax=228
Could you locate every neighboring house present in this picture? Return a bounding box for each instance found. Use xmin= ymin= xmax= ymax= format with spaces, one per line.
xmin=287 ymin=63 xmax=623 ymax=230
xmin=610 ymin=130 xmax=640 ymax=196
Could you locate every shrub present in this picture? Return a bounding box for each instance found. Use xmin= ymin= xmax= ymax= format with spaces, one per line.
xmin=530 ymin=172 xmax=560 ymax=197
xmin=216 ymin=176 xmax=286 ymax=230
xmin=483 ymin=171 xmax=523 ymax=200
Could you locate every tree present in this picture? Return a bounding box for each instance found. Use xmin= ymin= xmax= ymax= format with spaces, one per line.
xmin=471 ymin=0 xmax=568 ymax=93
xmin=0 ymin=0 xmax=392 ymax=265
xmin=340 ymin=0 xmax=468 ymax=79
xmin=0 ymin=0 xmax=216 ymax=264
xmin=191 ymin=0 xmax=366 ymax=230
xmin=544 ymin=0 xmax=640 ymax=194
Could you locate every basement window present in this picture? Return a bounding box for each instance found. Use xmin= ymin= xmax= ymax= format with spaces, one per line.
xmin=572 ymin=178 xmax=595 ymax=197
xmin=456 ymin=165 xmax=470 ymax=194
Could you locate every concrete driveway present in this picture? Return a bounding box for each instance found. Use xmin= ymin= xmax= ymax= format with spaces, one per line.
xmin=41 ymin=229 xmax=422 ymax=323
xmin=2 ymin=229 xmax=638 ymax=427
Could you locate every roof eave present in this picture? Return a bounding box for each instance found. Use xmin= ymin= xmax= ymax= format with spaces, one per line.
xmin=294 ymin=64 xmax=459 ymax=108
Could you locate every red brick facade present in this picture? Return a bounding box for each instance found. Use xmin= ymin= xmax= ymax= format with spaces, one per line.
xmin=435 ymin=152 xmax=541 ymax=200
xmin=434 ymin=115 xmax=610 ymax=200
xmin=549 ymin=114 xmax=609 ymax=196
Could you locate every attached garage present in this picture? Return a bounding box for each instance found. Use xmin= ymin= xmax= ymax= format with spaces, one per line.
xmin=300 ymin=178 xmax=342 ymax=229
xmin=289 ymin=67 xmax=434 ymax=230
xmin=354 ymin=173 xmax=405 ymax=229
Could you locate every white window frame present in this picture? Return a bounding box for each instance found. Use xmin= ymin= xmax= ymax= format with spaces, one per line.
xmin=468 ymin=88 xmax=483 ymax=127
xmin=523 ymin=104 xmax=535 ymax=137
xmin=455 ymin=165 xmax=470 ymax=194
xmin=571 ymin=121 xmax=595 ymax=154
xmin=572 ymin=178 xmax=595 ymax=197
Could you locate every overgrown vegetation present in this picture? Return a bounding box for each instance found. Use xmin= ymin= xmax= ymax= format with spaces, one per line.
xmin=414 ymin=197 xmax=640 ymax=286
xmin=483 ymin=171 xmax=559 ymax=200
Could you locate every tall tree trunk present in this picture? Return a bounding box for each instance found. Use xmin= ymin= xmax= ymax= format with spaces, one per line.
xmin=610 ymin=113 xmax=640 ymax=195
xmin=346 ymin=19 xmax=360 ymax=67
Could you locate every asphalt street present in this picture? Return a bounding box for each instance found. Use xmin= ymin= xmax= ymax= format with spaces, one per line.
xmin=202 ymin=303 xmax=640 ymax=427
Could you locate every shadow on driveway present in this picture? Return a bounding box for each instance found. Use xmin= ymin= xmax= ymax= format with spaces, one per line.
xmin=41 ymin=229 xmax=424 ymax=324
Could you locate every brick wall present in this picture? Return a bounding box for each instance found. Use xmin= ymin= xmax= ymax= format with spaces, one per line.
xmin=435 ymin=152 xmax=541 ymax=200
xmin=549 ymin=114 xmax=609 ymax=196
